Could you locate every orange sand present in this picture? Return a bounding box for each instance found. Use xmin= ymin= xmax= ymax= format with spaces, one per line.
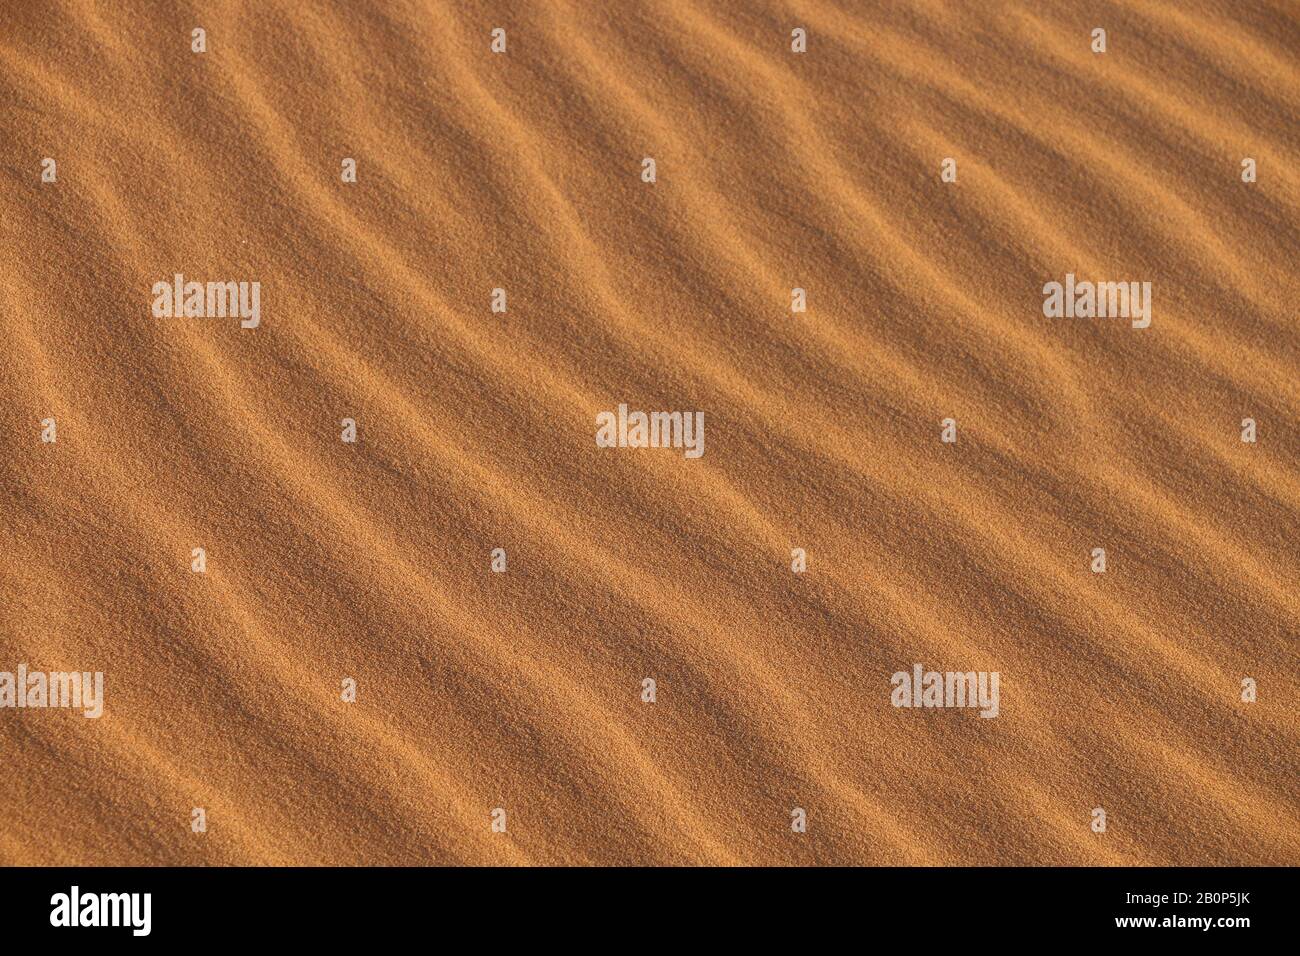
xmin=0 ymin=0 xmax=1297 ymax=865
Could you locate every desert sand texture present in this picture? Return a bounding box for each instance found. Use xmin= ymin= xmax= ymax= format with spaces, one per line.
xmin=0 ymin=0 xmax=1297 ymax=865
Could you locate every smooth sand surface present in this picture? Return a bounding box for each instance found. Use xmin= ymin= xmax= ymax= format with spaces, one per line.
xmin=1 ymin=0 xmax=1297 ymax=865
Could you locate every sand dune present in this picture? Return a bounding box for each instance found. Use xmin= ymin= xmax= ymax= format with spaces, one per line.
xmin=1 ymin=0 xmax=1296 ymax=865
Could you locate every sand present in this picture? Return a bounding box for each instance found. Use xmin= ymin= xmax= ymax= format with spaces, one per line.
xmin=0 ymin=0 xmax=1296 ymax=866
